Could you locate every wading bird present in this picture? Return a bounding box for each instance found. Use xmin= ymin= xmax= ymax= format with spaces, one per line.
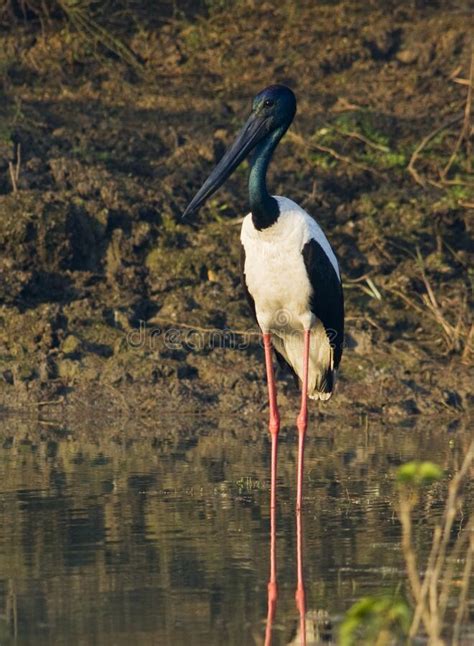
xmin=183 ymin=85 xmax=344 ymax=512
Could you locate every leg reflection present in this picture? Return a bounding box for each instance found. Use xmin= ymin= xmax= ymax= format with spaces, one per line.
xmin=265 ymin=544 xmax=277 ymax=646
xmin=265 ymin=437 xmax=278 ymax=646
xmin=265 ymin=494 xmax=278 ymax=646
xmin=264 ymin=427 xmax=278 ymax=646
xmin=295 ymin=507 xmax=306 ymax=646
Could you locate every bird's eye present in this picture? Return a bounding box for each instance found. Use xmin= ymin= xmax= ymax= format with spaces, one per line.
xmin=264 ymin=99 xmax=274 ymax=108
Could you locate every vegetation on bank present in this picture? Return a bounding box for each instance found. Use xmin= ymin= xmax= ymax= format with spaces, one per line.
xmin=341 ymin=446 xmax=473 ymax=645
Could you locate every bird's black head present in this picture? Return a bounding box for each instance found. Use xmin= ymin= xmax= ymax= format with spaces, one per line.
xmin=183 ymin=84 xmax=297 ymax=219
xmin=251 ymin=85 xmax=297 ymax=130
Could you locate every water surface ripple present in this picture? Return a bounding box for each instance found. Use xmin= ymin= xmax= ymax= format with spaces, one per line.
xmin=0 ymin=414 xmax=471 ymax=645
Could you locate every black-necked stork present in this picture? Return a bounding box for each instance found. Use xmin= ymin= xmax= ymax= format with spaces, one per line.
xmin=183 ymin=85 xmax=344 ymax=512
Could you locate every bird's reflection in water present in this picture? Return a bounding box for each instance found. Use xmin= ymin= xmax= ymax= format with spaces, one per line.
xmin=264 ymin=469 xmax=278 ymax=646
xmin=264 ymin=506 xmax=334 ymax=646
xmin=295 ymin=508 xmax=306 ymax=645
xmin=287 ymin=609 xmax=333 ymax=646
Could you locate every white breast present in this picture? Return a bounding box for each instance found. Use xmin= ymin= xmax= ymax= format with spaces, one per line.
xmin=240 ymin=196 xmax=339 ymax=333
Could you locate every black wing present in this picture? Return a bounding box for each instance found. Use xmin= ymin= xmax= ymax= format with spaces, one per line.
xmin=240 ymin=243 xmax=299 ymax=384
xmin=302 ymin=238 xmax=344 ymax=369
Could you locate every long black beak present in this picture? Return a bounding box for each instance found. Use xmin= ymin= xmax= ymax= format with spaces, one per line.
xmin=183 ymin=112 xmax=271 ymax=218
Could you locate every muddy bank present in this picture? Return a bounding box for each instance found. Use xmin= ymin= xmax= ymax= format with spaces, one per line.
xmin=0 ymin=1 xmax=472 ymax=420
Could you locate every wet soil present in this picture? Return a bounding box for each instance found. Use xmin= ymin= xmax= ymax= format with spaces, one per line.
xmin=0 ymin=0 xmax=472 ymax=422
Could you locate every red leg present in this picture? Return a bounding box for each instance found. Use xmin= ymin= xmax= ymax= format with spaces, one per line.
xmin=264 ymin=499 xmax=278 ymax=646
xmin=295 ymin=507 xmax=306 ymax=645
xmin=295 ymin=332 xmax=309 ymax=642
xmin=263 ymin=333 xmax=280 ymax=510
xmin=296 ymin=330 xmax=311 ymax=512
xmin=263 ymin=333 xmax=279 ymax=645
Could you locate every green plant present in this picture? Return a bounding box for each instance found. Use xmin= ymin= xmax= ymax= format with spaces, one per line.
xmin=340 ymin=594 xmax=411 ymax=646
xmin=396 ymin=461 xmax=443 ymax=487
xmin=340 ymin=450 xmax=473 ymax=645
xmin=397 ymin=448 xmax=473 ymax=645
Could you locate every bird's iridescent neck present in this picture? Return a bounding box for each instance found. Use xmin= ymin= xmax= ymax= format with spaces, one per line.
xmin=248 ymin=126 xmax=286 ymax=230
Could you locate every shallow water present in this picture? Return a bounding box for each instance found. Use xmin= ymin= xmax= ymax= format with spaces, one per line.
xmin=0 ymin=413 xmax=471 ymax=645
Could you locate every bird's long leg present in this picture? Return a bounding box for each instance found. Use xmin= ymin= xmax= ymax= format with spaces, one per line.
xmin=296 ymin=329 xmax=311 ymax=512
xmin=263 ymin=333 xmax=280 ymax=509
xmin=295 ymin=330 xmax=310 ymax=643
xmin=295 ymin=506 xmax=306 ymax=645
xmin=263 ymin=333 xmax=279 ymax=645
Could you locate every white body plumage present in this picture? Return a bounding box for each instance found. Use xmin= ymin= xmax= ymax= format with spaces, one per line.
xmin=240 ymin=196 xmax=341 ymax=400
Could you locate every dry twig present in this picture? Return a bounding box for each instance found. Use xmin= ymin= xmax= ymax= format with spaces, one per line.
xmin=399 ymin=444 xmax=474 ymax=644
xmin=8 ymin=142 xmax=21 ymax=194
xmin=328 ymin=125 xmax=390 ymax=152
xmin=287 ymin=130 xmax=385 ymax=177
xmin=452 ymin=530 xmax=474 ymax=646
xmin=441 ymin=49 xmax=474 ymax=179
xmin=407 ymin=116 xmax=463 ymax=187
xmin=385 ymin=245 xmax=469 ymax=353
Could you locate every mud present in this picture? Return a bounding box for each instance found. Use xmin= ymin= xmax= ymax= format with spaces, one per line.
xmin=0 ymin=0 xmax=472 ymax=423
